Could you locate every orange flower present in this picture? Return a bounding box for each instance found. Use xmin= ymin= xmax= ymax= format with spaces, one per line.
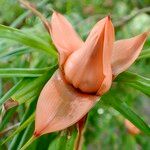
xmin=19 ymin=0 xmax=149 ymax=137
xmin=34 ymin=12 xmax=148 ymax=137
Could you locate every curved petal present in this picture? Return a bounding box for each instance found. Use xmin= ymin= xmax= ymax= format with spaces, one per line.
xmin=50 ymin=12 xmax=83 ymax=66
xmin=64 ymin=16 xmax=114 ymax=95
xmin=34 ymin=70 xmax=99 ymax=136
xmin=111 ymin=32 xmax=149 ymax=77
xmin=97 ymin=16 xmax=115 ymax=95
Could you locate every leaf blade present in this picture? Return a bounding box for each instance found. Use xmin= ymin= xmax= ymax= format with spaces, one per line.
xmin=0 ymin=67 xmax=50 ymax=78
xmin=1 ymin=113 xmax=35 ymax=145
xmin=11 ymin=65 xmax=57 ymax=104
xmin=115 ymin=71 xmax=150 ymax=96
xmin=0 ymin=24 xmax=57 ymax=57
xmin=102 ymin=92 xmax=150 ymax=135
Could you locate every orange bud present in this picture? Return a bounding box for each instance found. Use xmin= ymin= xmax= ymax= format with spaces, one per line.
xmin=34 ymin=10 xmax=148 ymax=135
xmin=64 ymin=16 xmax=114 ymax=94
xmin=124 ymin=119 xmax=140 ymax=135
xmin=19 ymin=1 xmax=149 ymax=137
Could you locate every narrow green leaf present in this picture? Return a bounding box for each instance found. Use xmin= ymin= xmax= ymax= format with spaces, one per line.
xmin=66 ymin=129 xmax=78 ymax=150
xmin=9 ymin=101 xmax=36 ymax=149
xmin=101 ymin=91 xmax=150 ymax=135
xmin=0 ymin=67 xmax=51 ymax=77
xmin=11 ymin=65 xmax=57 ymax=104
xmin=35 ymin=133 xmax=58 ymax=150
xmin=1 ymin=113 xmax=35 ymax=145
xmin=0 ymin=107 xmax=17 ymax=131
xmin=17 ymin=122 xmax=34 ymax=150
xmin=122 ymin=135 xmax=137 ymax=150
xmin=48 ymin=129 xmax=78 ymax=150
xmin=0 ymin=79 xmax=2 ymax=98
xmin=20 ymin=136 xmax=37 ymax=150
xmin=138 ymin=49 xmax=150 ymax=60
xmin=116 ymin=71 xmax=150 ymax=96
xmin=48 ymin=133 xmax=68 ymax=150
xmin=0 ymin=24 xmax=57 ymax=57
xmin=0 ymin=47 xmax=31 ymax=59
xmin=10 ymin=0 xmax=49 ymax=28
xmin=0 ymin=80 xmax=23 ymax=107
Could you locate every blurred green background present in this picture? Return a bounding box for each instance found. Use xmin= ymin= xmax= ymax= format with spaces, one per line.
xmin=0 ymin=0 xmax=150 ymax=150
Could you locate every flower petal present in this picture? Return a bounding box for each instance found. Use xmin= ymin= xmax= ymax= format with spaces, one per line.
xmin=97 ymin=16 xmax=115 ymax=95
xmin=50 ymin=12 xmax=83 ymax=66
xmin=34 ymin=70 xmax=99 ymax=136
xmin=64 ymin=16 xmax=114 ymax=95
xmin=111 ymin=32 xmax=149 ymax=77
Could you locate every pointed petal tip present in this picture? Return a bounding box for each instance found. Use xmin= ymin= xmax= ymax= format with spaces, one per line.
xmin=138 ymin=31 xmax=149 ymax=42
xmin=50 ymin=11 xmax=83 ymax=66
xmin=106 ymin=15 xmax=111 ymax=20
xmin=52 ymin=10 xmax=58 ymax=17
xmin=105 ymin=15 xmax=114 ymax=28
xmin=51 ymin=10 xmax=62 ymax=19
xmin=35 ymin=70 xmax=98 ymax=135
xmin=52 ymin=11 xmax=64 ymax=17
xmin=51 ymin=9 xmax=55 ymax=13
xmin=105 ymin=15 xmax=113 ymax=23
xmin=112 ymin=31 xmax=149 ymax=76
xmin=52 ymin=10 xmax=58 ymax=14
xmin=143 ymin=31 xmax=150 ymax=37
xmin=34 ymin=131 xmax=41 ymax=137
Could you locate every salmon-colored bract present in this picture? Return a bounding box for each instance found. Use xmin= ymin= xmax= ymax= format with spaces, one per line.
xmin=34 ymin=11 xmax=148 ymax=136
xmin=19 ymin=0 xmax=149 ymax=137
xmin=35 ymin=70 xmax=98 ymax=136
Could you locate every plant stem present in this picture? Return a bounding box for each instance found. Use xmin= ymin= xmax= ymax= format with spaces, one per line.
xmin=0 ymin=123 xmax=20 ymax=137
xmin=20 ymin=135 xmax=36 ymax=150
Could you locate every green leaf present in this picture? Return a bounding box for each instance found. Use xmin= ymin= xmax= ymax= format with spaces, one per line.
xmin=0 ymin=80 xmax=23 ymax=107
xmin=48 ymin=129 xmax=78 ymax=150
xmin=17 ymin=122 xmax=34 ymax=150
xmin=0 ymin=107 xmax=17 ymax=131
xmin=0 ymin=47 xmax=31 ymax=59
xmin=9 ymin=101 xmax=36 ymax=149
xmin=1 ymin=113 xmax=35 ymax=145
xmin=122 ymin=135 xmax=137 ymax=150
xmin=0 ymin=67 xmax=51 ymax=78
xmin=101 ymin=91 xmax=150 ymax=135
xmin=115 ymin=71 xmax=150 ymax=96
xmin=11 ymin=65 xmax=57 ymax=104
xmin=0 ymin=24 xmax=57 ymax=57
xmin=138 ymin=48 xmax=150 ymax=60
xmin=0 ymin=65 xmax=57 ymax=107
xmin=10 ymin=0 xmax=49 ymax=28
xmin=20 ymin=136 xmax=37 ymax=150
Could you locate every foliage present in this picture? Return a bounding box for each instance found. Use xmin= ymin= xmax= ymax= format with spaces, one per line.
xmin=0 ymin=0 xmax=150 ymax=150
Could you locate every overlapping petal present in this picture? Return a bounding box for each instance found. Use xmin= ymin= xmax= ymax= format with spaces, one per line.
xmin=64 ymin=17 xmax=114 ymax=94
xmin=50 ymin=12 xmax=83 ymax=66
xmin=18 ymin=0 xmax=149 ymax=143
xmin=97 ymin=16 xmax=115 ymax=95
xmin=34 ymin=70 xmax=99 ymax=136
xmin=111 ymin=32 xmax=149 ymax=77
